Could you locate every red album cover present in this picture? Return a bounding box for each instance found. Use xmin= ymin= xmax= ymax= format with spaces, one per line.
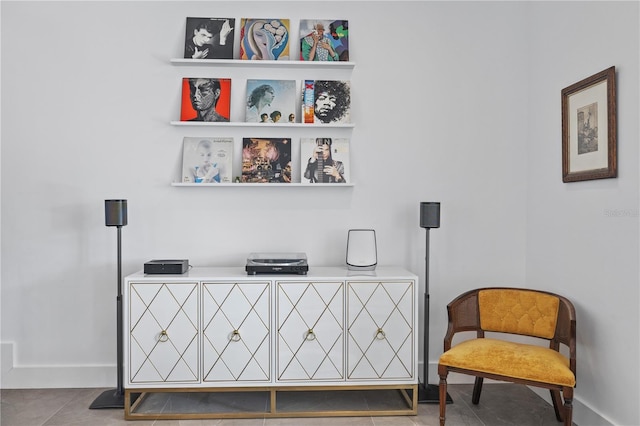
xmin=180 ymin=78 xmax=231 ymax=122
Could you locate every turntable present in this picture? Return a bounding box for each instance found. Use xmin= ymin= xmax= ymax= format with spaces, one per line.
xmin=246 ymin=252 xmax=308 ymax=275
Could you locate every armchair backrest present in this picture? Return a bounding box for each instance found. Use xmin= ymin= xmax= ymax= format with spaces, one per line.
xmin=478 ymin=289 xmax=559 ymax=339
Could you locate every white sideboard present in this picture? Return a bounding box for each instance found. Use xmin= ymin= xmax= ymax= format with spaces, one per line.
xmin=123 ymin=266 xmax=418 ymax=419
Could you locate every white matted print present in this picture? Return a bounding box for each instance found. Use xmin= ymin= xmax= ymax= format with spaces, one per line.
xmin=561 ymin=66 xmax=616 ymax=182
xmin=182 ymin=137 xmax=233 ymax=183
xmin=300 ymin=138 xmax=349 ymax=183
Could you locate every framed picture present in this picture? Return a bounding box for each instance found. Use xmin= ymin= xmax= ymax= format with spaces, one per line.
xmin=561 ymin=66 xmax=616 ymax=182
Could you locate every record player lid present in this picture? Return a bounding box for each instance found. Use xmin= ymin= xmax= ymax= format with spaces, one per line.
xmin=247 ymin=252 xmax=307 ymax=265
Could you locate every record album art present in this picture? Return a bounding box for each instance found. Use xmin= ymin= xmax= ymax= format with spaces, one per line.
xmin=302 ymin=80 xmax=351 ymax=124
xmin=180 ymin=78 xmax=231 ymax=122
xmin=184 ymin=17 xmax=235 ymax=60
xmin=239 ymin=18 xmax=290 ymax=60
xmin=300 ymin=137 xmax=349 ymax=183
xmin=182 ymin=137 xmax=233 ymax=183
xmin=299 ymin=19 xmax=349 ymax=61
xmin=245 ymin=79 xmax=297 ymax=123
xmin=242 ymin=138 xmax=292 ymax=183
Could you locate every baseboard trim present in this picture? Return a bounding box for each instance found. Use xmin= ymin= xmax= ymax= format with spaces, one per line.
xmin=1 ymin=342 xmax=116 ymax=389
xmin=528 ymin=387 xmax=614 ymax=426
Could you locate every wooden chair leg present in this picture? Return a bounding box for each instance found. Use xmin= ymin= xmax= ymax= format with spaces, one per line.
xmin=562 ymin=387 xmax=574 ymax=426
xmin=471 ymin=376 xmax=483 ymax=404
xmin=439 ymin=369 xmax=448 ymax=426
xmin=550 ymin=389 xmax=564 ymax=422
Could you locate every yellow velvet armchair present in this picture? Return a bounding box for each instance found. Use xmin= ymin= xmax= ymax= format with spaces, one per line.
xmin=437 ymin=288 xmax=576 ymax=426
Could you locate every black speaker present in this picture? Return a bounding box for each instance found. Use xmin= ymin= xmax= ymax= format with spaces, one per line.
xmin=105 ymin=199 xmax=128 ymax=227
xmin=420 ymin=202 xmax=440 ymax=229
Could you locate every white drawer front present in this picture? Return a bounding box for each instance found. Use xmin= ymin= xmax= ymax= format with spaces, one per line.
xmin=129 ymin=282 xmax=199 ymax=383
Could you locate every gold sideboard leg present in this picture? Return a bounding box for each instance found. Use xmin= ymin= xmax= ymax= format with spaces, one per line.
xmin=270 ymin=388 xmax=277 ymax=414
xmin=124 ymin=389 xmax=130 ymax=417
xmin=125 ymin=391 xmax=148 ymax=419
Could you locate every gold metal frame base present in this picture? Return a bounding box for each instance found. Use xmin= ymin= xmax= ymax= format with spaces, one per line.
xmin=125 ymin=384 xmax=418 ymax=420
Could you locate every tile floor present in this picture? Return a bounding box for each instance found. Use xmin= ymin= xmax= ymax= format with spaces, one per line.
xmin=1 ymin=384 xmax=575 ymax=425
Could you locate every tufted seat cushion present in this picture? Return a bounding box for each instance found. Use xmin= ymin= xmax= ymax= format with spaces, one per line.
xmin=439 ymin=338 xmax=575 ymax=387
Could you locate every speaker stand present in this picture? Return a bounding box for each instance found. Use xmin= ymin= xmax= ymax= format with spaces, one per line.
xmin=89 ymin=225 xmax=125 ymax=410
xmin=89 ymin=388 xmax=124 ymax=409
xmin=419 ymin=228 xmax=453 ymax=405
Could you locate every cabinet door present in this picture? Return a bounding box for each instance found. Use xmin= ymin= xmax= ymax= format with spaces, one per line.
xmin=202 ymin=281 xmax=271 ymax=382
xmin=276 ymin=281 xmax=344 ymax=381
xmin=347 ymin=280 xmax=414 ymax=380
xmin=128 ymin=282 xmax=199 ymax=383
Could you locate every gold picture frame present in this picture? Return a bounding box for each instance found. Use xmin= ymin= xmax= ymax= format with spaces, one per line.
xmin=561 ymin=66 xmax=617 ymax=182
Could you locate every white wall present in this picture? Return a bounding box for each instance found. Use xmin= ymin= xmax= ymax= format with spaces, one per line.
xmin=526 ymin=2 xmax=639 ymax=425
xmin=0 ymin=1 xmax=637 ymax=425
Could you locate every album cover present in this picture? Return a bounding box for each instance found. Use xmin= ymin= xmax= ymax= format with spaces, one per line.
xmin=184 ymin=17 xmax=235 ymax=60
xmin=180 ymin=78 xmax=231 ymax=122
xmin=239 ymin=18 xmax=290 ymax=60
xmin=299 ymin=19 xmax=349 ymax=61
xmin=182 ymin=137 xmax=233 ymax=183
xmin=302 ymin=80 xmax=351 ymax=124
xmin=245 ymin=79 xmax=297 ymax=123
xmin=242 ymin=138 xmax=292 ymax=183
xmin=300 ymin=138 xmax=350 ymax=183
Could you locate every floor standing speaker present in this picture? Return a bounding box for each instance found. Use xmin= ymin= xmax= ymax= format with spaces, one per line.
xmin=418 ymin=202 xmax=452 ymax=404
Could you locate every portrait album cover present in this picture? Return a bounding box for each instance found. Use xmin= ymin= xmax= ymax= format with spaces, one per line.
xmin=181 ymin=137 xmax=233 ymax=183
xmin=300 ymin=138 xmax=350 ymax=184
xmin=180 ymin=77 xmax=231 ymax=122
xmin=184 ymin=17 xmax=236 ymax=60
xmin=242 ymin=138 xmax=292 ymax=183
xmin=299 ymin=19 xmax=349 ymax=61
xmin=245 ymin=79 xmax=297 ymax=123
xmin=239 ymin=18 xmax=290 ymax=60
xmin=302 ymin=80 xmax=351 ymax=124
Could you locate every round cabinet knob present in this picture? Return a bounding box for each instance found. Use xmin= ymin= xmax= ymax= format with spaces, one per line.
xmin=158 ymin=330 xmax=169 ymax=342
xmin=230 ymin=330 xmax=241 ymax=342
xmin=376 ymin=328 xmax=386 ymax=340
